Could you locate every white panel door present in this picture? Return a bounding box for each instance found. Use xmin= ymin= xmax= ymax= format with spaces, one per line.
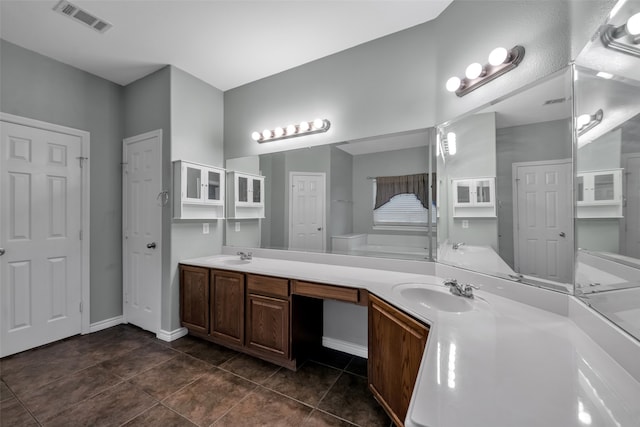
xmin=623 ymin=156 xmax=640 ymax=258
xmin=123 ymin=130 xmax=162 ymax=334
xmin=289 ymin=173 xmax=325 ymax=252
xmin=1 ymin=122 xmax=83 ymax=356
xmin=514 ymin=161 xmax=572 ymax=283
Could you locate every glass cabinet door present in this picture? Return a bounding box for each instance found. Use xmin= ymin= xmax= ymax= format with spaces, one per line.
xmin=206 ymin=170 xmax=221 ymax=202
xmin=456 ymin=181 xmax=471 ymax=204
xmin=577 ymin=175 xmax=584 ymax=202
xmin=186 ymin=166 xmax=202 ymax=200
xmin=475 ymin=179 xmax=492 ymax=204
xmin=238 ymin=176 xmax=248 ymax=202
xmin=593 ymin=173 xmax=614 ymax=201
xmin=252 ymin=178 xmax=261 ymax=203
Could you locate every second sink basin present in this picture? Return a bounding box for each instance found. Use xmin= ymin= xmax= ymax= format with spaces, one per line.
xmin=223 ymin=259 xmax=251 ymax=265
xmin=394 ymin=284 xmax=473 ymax=312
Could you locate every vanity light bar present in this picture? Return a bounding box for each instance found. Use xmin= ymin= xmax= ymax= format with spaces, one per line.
xmin=601 ymin=12 xmax=640 ymax=58
xmin=251 ymin=119 xmax=331 ymax=143
xmin=577 ymin=109 xmax=604 ymax=136
xmin=446 ymin=45 xmax=525 ymax=97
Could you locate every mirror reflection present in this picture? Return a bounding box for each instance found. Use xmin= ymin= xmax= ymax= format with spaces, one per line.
xmin=225 ymin=129 xmax=437 ymax=261
xmin=437 ymin=68 xmax=573 ymax=293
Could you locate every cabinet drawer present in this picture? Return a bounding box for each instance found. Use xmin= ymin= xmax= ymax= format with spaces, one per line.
xmin=247 ymin=274 xmax=289 ymax=298
xmin=292 ymin=280 xmax=360 ymax=303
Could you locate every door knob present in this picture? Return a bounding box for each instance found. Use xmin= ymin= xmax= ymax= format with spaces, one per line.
xmin=559 ymin=232 xmax=566 ymax=237
xmin=317 ymin=227 xmax=322 ymax=231
xmin=0 ymin=248 xmax=5 ymax=256
xmin=147 ymin=242 xmax=157 ymax=249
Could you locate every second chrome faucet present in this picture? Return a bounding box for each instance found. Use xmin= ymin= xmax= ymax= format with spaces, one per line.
xmin=443 ymin=278 xmax=477 ymax=298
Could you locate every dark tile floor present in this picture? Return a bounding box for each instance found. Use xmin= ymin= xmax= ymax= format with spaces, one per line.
xmin=0 ymin=325 xmax=392 ymax=426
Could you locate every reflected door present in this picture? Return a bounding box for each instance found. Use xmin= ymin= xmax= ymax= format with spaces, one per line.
xmin=0 ymin=122 xmax=83 ymax=357
xmin=289 ymin=173 xmax=325 ymax=251
xmin=513 ymin=160 xmax=572 ymax=283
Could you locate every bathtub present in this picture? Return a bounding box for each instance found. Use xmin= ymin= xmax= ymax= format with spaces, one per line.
xmin=331 ymin=233 xmax=430 ymax=260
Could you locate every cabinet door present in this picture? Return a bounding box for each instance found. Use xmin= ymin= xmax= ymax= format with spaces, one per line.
xmin=210 ymin=270 xmax=245 ymax=346
xmin=237 ymin=175 xmax=249 ymax=203
xmin=205 ymin=168 xmax=222 ymax=203
xmin=368 ymin=294 xmax=429 ymax=427
xmin=184 ymin=164 xmax=203 ymax=203
xmin=453 ymin=179 xmax=472 ymax=206
xmin=179 ymin=265 xmax=209 ymax=335
xmin=246 ymin=294 xmax=290 ymax=359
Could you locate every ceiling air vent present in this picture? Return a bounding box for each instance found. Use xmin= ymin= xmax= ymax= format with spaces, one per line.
xmin=53 ymin=0 xmax=112 ymax=34
xmin=543 ymin=97 xmax=566 ymax=105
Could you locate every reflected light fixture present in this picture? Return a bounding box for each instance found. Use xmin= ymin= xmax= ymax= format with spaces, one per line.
xmin=438 ymin=130 xmax=457 ymax=157
xmin=577 ymin=109 xmax=604 ymax=136
xmin=601 ymin=12 xmax=640 ymax=58
xmin=251 ymin=118 xmax=330 ymax=143
xmin=446 ymin=45 xmax=525 ymax=97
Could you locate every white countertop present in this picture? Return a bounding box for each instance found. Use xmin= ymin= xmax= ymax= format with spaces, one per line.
xmin=180 ymin=254 xmax=640 ymax=427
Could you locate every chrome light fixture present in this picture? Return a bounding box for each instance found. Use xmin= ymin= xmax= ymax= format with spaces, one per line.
xmin=251 ymin=118 xmax=330 ymax=143
xmin=446 ymin=45 xmax=525 ymax=97
xmin=601 ymin=12 xmax=640 ymax=58
xmin=577 ymin=109 xmax=604 ymax=136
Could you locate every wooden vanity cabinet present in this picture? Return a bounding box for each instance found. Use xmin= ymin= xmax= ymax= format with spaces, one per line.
xmin=179 ymin=265 xmax=210 ymax=335
xmin=210 ymin=269 xmax=245 ymax=347
xmin=368 ymin=294 xmax=429 ymax=427
xmin=245 ymin=274 xmax=291 ymax=359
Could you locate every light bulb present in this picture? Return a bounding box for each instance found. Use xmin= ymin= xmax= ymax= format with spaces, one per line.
xmin=488 ymin=47 xmax=509 ymax=66
xmin=262 ymin=129 xmax=272 ymax=139
xmin=299 ymin=121 xmax=310 ymax=132
xmin=465 ymin=63 xmax=484 ymax=79
xmin=286 ymin=124 xmax=296 ymax=135
xmin=626 ymin=12 xmax=640 ymax=35
xmin=577 ymin=114 xmax=591 ymax=129
xmin=274 ymin=127 xmax=284 ymax=138
xmin=447 ymin=132 xmax=457 ymax=155
xmin=251 ymin=131 xmax=261 ymax=141
xmin=446 ymin=76 xmax=461 ymax=92
xmin=313 ymin=118 xmax=324 ymax=130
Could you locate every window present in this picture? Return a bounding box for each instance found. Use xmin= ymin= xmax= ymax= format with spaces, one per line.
xmin=373 ymin=180 xmax=434 ymax=227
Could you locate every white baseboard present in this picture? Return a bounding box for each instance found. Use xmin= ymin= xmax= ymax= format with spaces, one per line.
xmin=322 ymin=336 xmax=368 ymax=358
xmin=157 ymin=327 xmax=188 ymax=342
xmin=89 ymin=316 xmax=124 ymax=333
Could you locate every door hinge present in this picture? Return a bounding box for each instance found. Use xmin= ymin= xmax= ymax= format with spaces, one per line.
xmin=79 ymin=230 xmax=83 ymax=240
xmin=79 ymin=301 xmax=83 ymax=313
xmin=76 ymin=156 xmax=89 ymax=168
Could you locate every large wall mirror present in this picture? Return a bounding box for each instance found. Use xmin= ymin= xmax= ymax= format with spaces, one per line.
xmin=574 ymin=0 xmax=640 ymax=342
xmin=225 ymin=129 xmax=437 ymax=261
xmin=436 ymin=68 xmax=574 ymax=293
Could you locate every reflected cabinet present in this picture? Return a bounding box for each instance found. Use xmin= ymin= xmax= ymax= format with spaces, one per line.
xmin=451 ymin=177 xmax=496 ymax=217
xmin=227 ymin=171 xmax=265 ymax=219
xmin=577 ymin=169 xmax=623 ymax=218
xmin=173 ymin=160 xmax=225 ymax=219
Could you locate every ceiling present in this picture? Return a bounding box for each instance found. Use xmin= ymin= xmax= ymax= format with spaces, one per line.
xmin=0 ymin=0 xmax=452 ymax=91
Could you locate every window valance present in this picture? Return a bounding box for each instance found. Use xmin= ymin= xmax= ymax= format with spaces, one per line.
xmin=374 ymin=173 xmax=429 ymax=209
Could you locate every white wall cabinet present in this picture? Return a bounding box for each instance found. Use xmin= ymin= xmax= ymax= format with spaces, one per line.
xmin=451 ymin=177 xmax=496 ymax=217
xmin=227 ymin=171 xmax=265 ymax=219
xmin=173 ymin=160 xmax=225 ymax=219
xmin=577 ymin=169 xmax=623 ymax=218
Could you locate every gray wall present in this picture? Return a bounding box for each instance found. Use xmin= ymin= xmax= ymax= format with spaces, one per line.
xmin=352 ymin=145 xmax=429 ymax=235
xmin=123 ymin=66 xmax=173 ymax=331
xmin=1 ymin=39 xmax=125 ymax=324
xmin=169 ymin=67 xmax=225 ymax=332
xmin=496 ymin=119 xmax=572 ymax=267
xmin=440 ymin=113 xmax=498 ymax=249
xmin=329 ymin=146 xmax=354 ymax=242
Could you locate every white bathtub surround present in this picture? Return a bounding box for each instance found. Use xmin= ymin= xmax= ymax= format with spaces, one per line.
xmin=181 ymin=253 xmax=640 ymax=427
xmin=331 ymin=233 xmax=433 ymax=260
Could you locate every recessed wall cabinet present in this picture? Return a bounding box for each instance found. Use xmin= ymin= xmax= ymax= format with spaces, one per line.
xmin=451 ymin=177 xmax=496 ymax=217
xmin=227 ymin=171 xmax=265 ymax=219
xmin=577 ymin=169 xmax=623 ymax=218
xmin=173 ymin=160 xmax=225 ymax=219
xmin=369 ymin=294 xmax=429 ymax=427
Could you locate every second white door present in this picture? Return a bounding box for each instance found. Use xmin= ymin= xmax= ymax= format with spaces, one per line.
xmin=289 ymin=172 xmax=326 ymax=252
xmin=123 ymin=130 xmax=162 ymax=334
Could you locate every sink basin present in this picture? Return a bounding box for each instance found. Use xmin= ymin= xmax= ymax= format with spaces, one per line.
xmin=223 ymin=259 xmax=251 ymax=265
xmin=394 ymin=284 xmax=473 ymax=312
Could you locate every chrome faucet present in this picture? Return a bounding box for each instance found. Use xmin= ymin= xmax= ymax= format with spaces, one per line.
xmin=443 ymin=278 xmax=477 ymax=298
xmin=452 ymin=242 xmax=465 ymax=250
xmin=237 ymin=251 xmax=252 ymax=260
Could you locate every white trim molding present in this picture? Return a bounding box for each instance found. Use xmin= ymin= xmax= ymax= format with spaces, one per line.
xmin=89 ymin=316 xmax=124 ymax=333
xmin=0 ymin=112 xmax=91 ymax=335
xmin=157 ymin=327 xmax=189 ymax=342
xmin=322 ymin=336 xmax=368 ymax=359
